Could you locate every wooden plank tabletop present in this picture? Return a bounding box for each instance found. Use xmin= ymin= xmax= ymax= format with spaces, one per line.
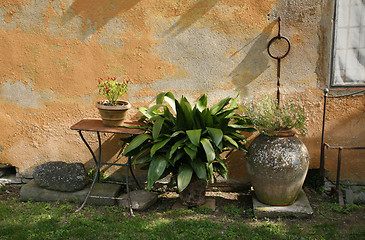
xmin=70 ymin=118 xmax=145 ymax=135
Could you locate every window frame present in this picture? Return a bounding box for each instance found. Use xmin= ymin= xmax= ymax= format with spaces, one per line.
xmin=329 ymin=0 xmax=365 ymax=89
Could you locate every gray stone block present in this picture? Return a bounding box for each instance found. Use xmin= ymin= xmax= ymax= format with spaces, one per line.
xmin=345 ymin=189 xmax=354 ymax=204
xmin=20 ymin=181 xmax=123 ymax=207
xmin=118 ymin=190 xmax=157 ymax=211
xmin=253 ymin=189 xmax=313 ymax=219
xmin=33 ymin=161 xmax=88 ymax=192
xmin=20 ymin=180 xmax=88 ymax=202
xmin=86 ymin=183 xmax=122 ymax=206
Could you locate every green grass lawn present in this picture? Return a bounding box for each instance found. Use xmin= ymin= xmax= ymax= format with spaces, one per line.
xmin=0 ymin=196 xmax=364 ymax=240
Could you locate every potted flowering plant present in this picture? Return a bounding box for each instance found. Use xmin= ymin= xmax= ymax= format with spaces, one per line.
xmin=96 ymin=77 xmax=131 ymax=126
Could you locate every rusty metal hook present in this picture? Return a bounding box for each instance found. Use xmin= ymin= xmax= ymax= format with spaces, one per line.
xmin=267 ymin=17 xmax=291 ymax=105
xmin=267 ymin=36 xmax=291 ymax=60
xmin=267 ymin=17 xmax=291 ymax=60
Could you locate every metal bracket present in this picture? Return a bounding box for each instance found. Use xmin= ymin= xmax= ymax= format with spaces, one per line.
xmin=267 ymin=17 xmax=291 ymax=105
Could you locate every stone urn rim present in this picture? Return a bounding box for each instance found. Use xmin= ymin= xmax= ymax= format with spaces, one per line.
xmin=262 ymin=128 xmax=296 ymax=137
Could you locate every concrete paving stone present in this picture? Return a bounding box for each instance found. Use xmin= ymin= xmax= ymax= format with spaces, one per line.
xmin=253 ymin=189 xmax=313 ymax=219
xmin=20 ymin=180 xmax=88 ymax=202
xmin=119 ymin=190 xmax=158 ymax=211
xmin=20 ymin=180 xmax=122 ymax=206
xmin=86 ymin=183 xmax=122 ymax=206
xmin=345 ymin=189 xmax=354 ymax=204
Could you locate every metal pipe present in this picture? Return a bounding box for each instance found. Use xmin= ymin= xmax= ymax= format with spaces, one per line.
xmin=277 ymin=58 xmax=281 ymax=105
xmin=336 ymin=147 xmax=342 ymax=190
xmin=320 ymin=88 xmax=329 ymax=182
xmin=97 ymin=132 xmax=102 ymax=182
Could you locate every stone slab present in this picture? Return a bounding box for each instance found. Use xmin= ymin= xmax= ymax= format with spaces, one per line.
xmin=20 ymin=180 xmax=122 ymax=206
xmin=0 ymin=175 xmax=22 ymax=184
xmin=172 ymin=198 xmax=216 ymax=211
xmin=119 ymin=190 xmax=158 ymax=211
xmin=253 ymin=189 xmax=313 ymax=219
xmin=87 ymin=183 xmax=122 ymax=206
xmin=20 ymin=180 xmax=88 ymax=202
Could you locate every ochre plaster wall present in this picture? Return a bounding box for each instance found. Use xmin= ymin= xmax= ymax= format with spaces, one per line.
xmin=0 ymin=0 xmax=364 ymax=183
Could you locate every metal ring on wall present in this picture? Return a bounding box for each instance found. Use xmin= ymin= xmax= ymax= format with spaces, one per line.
xmin=267 ymin=36 xmax=291 ymax=60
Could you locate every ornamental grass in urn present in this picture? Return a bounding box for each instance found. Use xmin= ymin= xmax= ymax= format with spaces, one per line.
xmin=96 ymin=77 xmax=131 ymax=127
xmin=244 ymin=95 xmax=310 ymax=206
xmin=121 ymin=92 xmax=254 ymax=206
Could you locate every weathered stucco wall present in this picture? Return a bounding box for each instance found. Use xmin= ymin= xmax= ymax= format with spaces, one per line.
xmin=0 ymin=0 xmax=364 ymax=184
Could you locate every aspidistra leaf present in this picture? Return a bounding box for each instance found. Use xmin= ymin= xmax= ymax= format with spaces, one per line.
xmin=210 ymin=97 xmax=231 ymax=115
xmin=180 ymin=97 xmax=194 ymax=129
xmin=175 ymin=99 xmax=186 ymax=130
xmin=156 ymin=92 xmax=176 ymax=113
xmin=150 ymin=138 xmax=170 ymax=157
xmin=206 ymin=163 xmax=214 ymax=183
xmin=123 ymin=134 xmax=152 ymax=156
xmin=186 ymin=129 xmax=201 ymax=146
xmin=196 ymin=94 xmax=207 ymax=112
xmin=200 ymin=138 xmax=215 ymax=163
xmin=147 ymin=156 xmax=168 ymax=190
xmin=177 ymin=164 xmax=193 ymax=192
xmin=152 ymin=117 xmax=164 ymax=140
xmin=169 ymin=139 xmax=185 ymax=159
xmin=213 ymin=162 xmax=228 ymax=179
xmin=184 ymin=147 xmax=196 ymax=160
xmin=206 ymin=127 xmax=223 ymax=147
xmin=223 ymin=135 xmax=238 ymax=149
xmin=190 ymin=160 xmax=207 ymax=181
xmin=133 ymin=155 xmax=151 ymax=165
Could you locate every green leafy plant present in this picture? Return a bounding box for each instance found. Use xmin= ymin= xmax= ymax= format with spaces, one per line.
xmin=122 ymin=92 xmax=255 ymax=192
xmin=87 ymin=168 xmax=109 ymax=182
xmin=244 ymin=95 xmax=307 ymax=136
xmin=97 ymin=77 xmax=129 ymax=106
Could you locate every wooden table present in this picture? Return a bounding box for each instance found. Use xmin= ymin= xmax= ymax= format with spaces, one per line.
xmin=71 ymin=118 xmax=145 ymax=216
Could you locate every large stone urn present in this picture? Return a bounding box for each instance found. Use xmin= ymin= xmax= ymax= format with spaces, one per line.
xmin=246 ymin=132 xmax=310 ymax=206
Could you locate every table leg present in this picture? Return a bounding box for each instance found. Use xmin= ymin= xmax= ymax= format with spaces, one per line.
xmin=76 ymin=130 xmax=136 ymax=216
xmin=75 ymin=166 xmax=99 ymax=212
xmin=75 ymin=131 xmax=102 ymax=212
xmin=129 ymin=157 xmax=142 ymax=189
xmin=126 ymin=157 xmax=134 ymax=216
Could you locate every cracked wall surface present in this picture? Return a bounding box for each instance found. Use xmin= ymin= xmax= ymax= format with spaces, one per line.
xmin=0 ymin=0 xmax=364 ymax=184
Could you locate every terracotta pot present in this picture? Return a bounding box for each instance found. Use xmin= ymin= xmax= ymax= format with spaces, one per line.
xmin=246 ymin=132 xmax=309 ymax=206
xmin=179 ymin=174 xmax=207 ymax=207
xmin=95 ymin=100 xmax=131 ymax=127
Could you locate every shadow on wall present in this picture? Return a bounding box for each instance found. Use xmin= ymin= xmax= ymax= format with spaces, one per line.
xmin=229 ymin=22 xmax=276 ymax=96
xmin=80 ymin=133 xmax=127 ymax=176
xmin=163 ymin=0 xmax=220 ymax=37
xmin=62 ymin=0 xmax=141 ymax=38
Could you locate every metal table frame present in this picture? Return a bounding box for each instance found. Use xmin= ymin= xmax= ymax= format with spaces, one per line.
xmin=71 ymin=118 xmax=144 ymax=216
